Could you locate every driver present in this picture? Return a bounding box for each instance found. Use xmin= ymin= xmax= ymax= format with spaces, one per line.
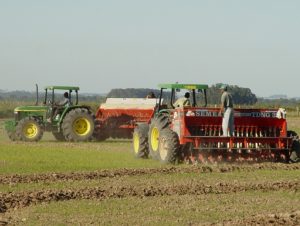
xmin=173 ymin=92 xmax=191 ymax=108
xmin=57 ymin=92 xmax=70 ymax=107
xmin=48 ymin=92 xmax=70 ymax=122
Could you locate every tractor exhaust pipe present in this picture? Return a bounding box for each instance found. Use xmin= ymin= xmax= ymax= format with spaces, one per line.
xmin=35 ymin=84 xmax=39 ymax=106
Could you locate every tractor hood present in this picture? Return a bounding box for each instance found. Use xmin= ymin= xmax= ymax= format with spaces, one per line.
xmin=14 ymin=106 xmax=49 ymax=113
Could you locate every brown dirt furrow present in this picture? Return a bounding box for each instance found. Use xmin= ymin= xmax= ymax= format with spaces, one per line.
xmin=0 ymin=180 xmax=299 ymax=214
xmin=217 ymin=162 xmax=300 ymax=173
xmin=0 ymin=163 xmax=299 ymax=185
xmin=0 ymin=166 xmax=212 ymax=185
xmin=214 ymin=210 xmax=300 ymax=226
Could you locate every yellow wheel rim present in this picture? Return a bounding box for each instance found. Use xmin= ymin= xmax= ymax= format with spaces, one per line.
xmin=133 ymin=132 xmax=140 ymax=154
xmin=73 ymin=117 xmax=91 ymax=136
xmin=23 ymin=123 xmax=38 ymax=139
xmin=151 ymin=127 xmax=159 ymax=152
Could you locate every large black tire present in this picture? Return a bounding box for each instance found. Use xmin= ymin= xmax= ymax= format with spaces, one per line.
xmin=15 ymin=117 xmax=43 ymax=142
xmin=287 ymin=130 xmax=300 ymax=163
xmin=290 ymin=140 xmax=300 ymax=163
xmin=62 ymin=108 xmax=95 ymax=142
xmin=287 ymin=130 xmax=298 ymax=138
xmin=132 ymin=124 xmax=149 ymax=158
xmin=148 ymin=114 xmax=169 ymax=159
xmin=158 ymin=129 xmax=180 ymax=164
xmin=288 ymin=131 xmax=300 ymax=163
xmin=52 ymin=131 xmax=66 ymax=141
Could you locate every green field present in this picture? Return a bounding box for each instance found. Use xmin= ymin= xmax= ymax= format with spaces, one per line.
xmin=0 ymin=118 xmax=300 ymax=225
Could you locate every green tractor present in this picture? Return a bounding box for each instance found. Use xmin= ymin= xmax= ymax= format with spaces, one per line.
xmin=4 ymin=85 xmax=95 ymax=142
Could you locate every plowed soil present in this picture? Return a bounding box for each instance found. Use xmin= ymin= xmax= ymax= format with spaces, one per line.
xmin=0 ymin=163 xmax=299 ymax=185
xmin=0 ymin=163 xmax=300 ymax=225
xmin=215 ymin=211 xmax=300 ymax=226
xmin=0 ymin=180 xmax=299 ymax=213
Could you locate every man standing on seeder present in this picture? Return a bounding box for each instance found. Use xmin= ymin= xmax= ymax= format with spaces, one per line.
xmin=219 ymin=84 xmax=234 ymax=136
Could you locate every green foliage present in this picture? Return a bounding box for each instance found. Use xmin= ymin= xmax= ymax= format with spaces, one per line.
xmin=204 ymin=84 xmax=257 ymax=105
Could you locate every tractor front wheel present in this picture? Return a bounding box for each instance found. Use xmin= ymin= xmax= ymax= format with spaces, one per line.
xmin=132 ymin=124 xmax=149 ymax=158
xmin=16 ymin=117 xmax=43 ymax=142
xmin=62 ymin=108 xmax=95 ymax=142
xmin=158 ymin=129 xmax=180 ymax=164
xmin=148 ymin=114 xmax=169 ymax=159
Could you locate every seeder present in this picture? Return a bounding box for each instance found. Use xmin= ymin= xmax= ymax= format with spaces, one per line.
xmin=132 ymin=84 xmax=299 ymax=164
xmin=179 ymin=108 xmax=293 ymax=163
xmin=93 ymin=98 xmax=157 ymax=141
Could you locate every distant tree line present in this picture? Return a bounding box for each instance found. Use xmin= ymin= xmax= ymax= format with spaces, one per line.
xmin=0 ymin=91 xmax=106 ymax=103
xmin=1 ymin=85 xmax=299 ymax=108
xmin=256 ymin=97 xmax=300 ymax=108
xmin=205 ymin=84 xmax=257 ymax=105
xmin=0 ymin=91 xmax=36 ymax=101
xmin=107 ymin=84 xmax=258 ymax=106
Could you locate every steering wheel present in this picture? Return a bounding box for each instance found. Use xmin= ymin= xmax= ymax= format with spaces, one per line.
xmin=159 ymin=109 xmax=171 ymax=116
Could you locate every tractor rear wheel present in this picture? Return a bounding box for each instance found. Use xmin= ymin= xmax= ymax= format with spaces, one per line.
xmin=52 ymin=131 xmax=66 ymax=141
xmin=148 ymin=114 xmax=169 ymax=159
xmin=132 ymin=124 xmax=149 ymax=158
xmin=62 ymin=108 xmax=95 ymax=142
xmin=16 ymin=117 xmax=43 ymax=142
xmin=158 ymin=129 xmax=180 ymax=164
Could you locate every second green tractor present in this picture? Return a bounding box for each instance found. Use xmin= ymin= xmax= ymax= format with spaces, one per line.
xmin=5 ymin=86 xmax=95 ymax=142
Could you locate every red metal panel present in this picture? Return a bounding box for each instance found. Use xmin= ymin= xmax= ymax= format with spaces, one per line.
xmin=95 ymin=107 xmax=155 ymax=130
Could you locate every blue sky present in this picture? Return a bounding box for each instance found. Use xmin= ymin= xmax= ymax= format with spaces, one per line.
xmin=0 ymin=1 xmax=300 ymax=97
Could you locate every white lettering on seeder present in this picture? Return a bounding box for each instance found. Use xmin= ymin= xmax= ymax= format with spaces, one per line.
xmin=194 ymin=110 xmax=277 ymax=118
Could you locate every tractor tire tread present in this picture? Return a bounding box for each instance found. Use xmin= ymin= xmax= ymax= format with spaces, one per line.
xmin=133 ymin=123 xmax=149 ymax=158
xmin=15 ymin=117 xmax=43 ymax=142
xmin=62 ymin=108 xmax=94 ymax=142
xmin=158 ymin=128 xmax=180 ymax=164
xmin=148 ymin=114 xmax=169 ymax=159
